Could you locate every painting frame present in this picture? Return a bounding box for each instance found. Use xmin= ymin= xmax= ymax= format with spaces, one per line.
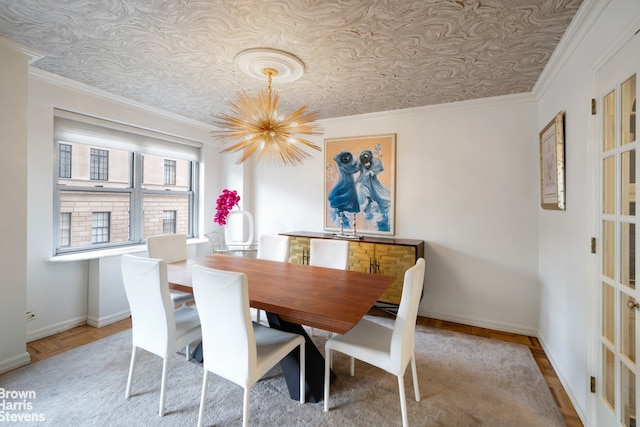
xmin=539 ymin=111 xmax=566 ymax=210
xmin=324 ymin=134 xmax=396 ymax=236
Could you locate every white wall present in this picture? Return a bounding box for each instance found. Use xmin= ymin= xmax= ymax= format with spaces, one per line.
xmin=536 ymin=0 xmax=640 ymax=423
xmin=0 ymin=39 xmax=32 ymax=373
xmin=250 ymin=95 xmax=541 ymax=335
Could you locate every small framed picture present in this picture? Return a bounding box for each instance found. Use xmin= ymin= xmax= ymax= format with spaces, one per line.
xmin=539 ymin=112 xmax=566 ymax=210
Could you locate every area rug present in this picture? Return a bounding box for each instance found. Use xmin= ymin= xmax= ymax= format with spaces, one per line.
xmin=0 ymin=317 xmax=564 ymax=426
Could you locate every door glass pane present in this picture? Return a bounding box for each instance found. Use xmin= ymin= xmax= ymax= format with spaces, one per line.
xmin=605 ymin=90 xmax=616 ymax=151
xmin=604 ymin=155 xmax=616 ymax=214
xmin=621 ymin=294 xmax=637 ymax=363
xmin=604 ymin=220 xmax=616 ymax=279
xmin=605 ymin=346 xmax=616 ymax=410
xmin=621 ymin=150 xmax=636 ymax=216
xmin=622 ymin=74 xmax=636 ymax=145
xmin=604 ymin=283 xmax=615 ymax=343
xmin=621 ymin=362 xmax=636 ymax=427
xmin=621 ymin=222 xmax=636 ymax=290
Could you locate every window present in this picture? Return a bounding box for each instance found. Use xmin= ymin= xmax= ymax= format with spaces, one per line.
xmin=92 ymin=212 xmax=110 ymax=244
xmin=59 ymin=213 xmax=71 ymax=247
xmin=90 ymin=148 xmax=109 ymax=181
xmin=58 ymin=143 xmax=72 ymax=178
xmin=164 ymin=159 xmax=176 ymax=185
xmin=53 ymin=112 xmax=200 ymax=255
xmin=163 ymin=210 xmax=177 ymax=234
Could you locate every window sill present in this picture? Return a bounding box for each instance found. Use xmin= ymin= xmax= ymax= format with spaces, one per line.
xmin=46 ymin=237 xmax=208 ymax=263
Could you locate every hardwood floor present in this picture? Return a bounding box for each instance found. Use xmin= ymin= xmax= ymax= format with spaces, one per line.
xmin=26 ymin=318 xmax=132 ymax=363
xmin=25 ymin=314 xmax=582 ymax=426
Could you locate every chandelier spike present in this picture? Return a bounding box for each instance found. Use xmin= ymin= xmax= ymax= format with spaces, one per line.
xmin=211 ymin=49 xmax=323 ymax=167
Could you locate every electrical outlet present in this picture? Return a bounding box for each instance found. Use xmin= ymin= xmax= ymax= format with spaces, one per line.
xmin=26 ymin=311 xmax=36 ymax=321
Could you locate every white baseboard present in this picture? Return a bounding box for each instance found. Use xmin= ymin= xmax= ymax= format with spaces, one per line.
xmin=86 ymin=309 xmax=130 ymax=328
xmin=537 ymin=334 xmax=587 ymax=425
xmin=0 ymin=351 xmax=31 ymax=375
xmin=26 ymin=316 xmax=87 ymax=343
xmin=420 ymin=309 xmax=538 ymax=337
xmin=26 ymin=310 xmax=131 ymax=342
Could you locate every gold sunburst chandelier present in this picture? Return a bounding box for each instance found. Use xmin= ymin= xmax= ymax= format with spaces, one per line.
xmin=211 ymin=48 xmax=323 ymax=166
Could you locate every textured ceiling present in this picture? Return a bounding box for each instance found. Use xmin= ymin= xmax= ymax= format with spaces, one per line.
xmin=0 ymin=0 xmax=583 ymax=123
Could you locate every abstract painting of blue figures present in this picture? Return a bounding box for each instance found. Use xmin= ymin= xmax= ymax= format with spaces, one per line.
xmin=324 ymin=134 xmax=396 ymax=235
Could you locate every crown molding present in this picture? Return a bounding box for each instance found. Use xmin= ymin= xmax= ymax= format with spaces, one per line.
xmin=28 ymin=67 xmax=217 ymax=132
xmin=532 ymin=0 xmax=611 ymax=100
xmin=0 ymin=36 xmax=43 ymax=63
xmin=322 ymin=92 xmax=537 ymax=125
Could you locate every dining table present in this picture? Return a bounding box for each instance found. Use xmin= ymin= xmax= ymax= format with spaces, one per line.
xmin=166 ymin=253 xmax=396 ymax=403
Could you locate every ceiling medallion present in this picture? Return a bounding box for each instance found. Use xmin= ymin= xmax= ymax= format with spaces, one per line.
xmin=211 ymin=48 xmax=323 ymax=166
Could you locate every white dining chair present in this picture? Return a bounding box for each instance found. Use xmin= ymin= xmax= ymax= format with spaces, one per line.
xmin=204 ymin=230 xmax=223 ymax=253
xmin=257 ymin=234 xmax=290 ymax=261
xmin=191 ymin=265 xmax=305 ymax=427
xmin=324 ymin=258 xmax=426 ymax=427
xmin=308 ymin=238 xmax=349 ymax=335
xmin=309 ymin=238 xmax=349 ymax=270
xmin=255 ymin=234 xmax=290 ymax=323
xmin=121 ymin=254 xmax=202 ymax=417
xmin=147 ymin=233 xmax=195 ymax=307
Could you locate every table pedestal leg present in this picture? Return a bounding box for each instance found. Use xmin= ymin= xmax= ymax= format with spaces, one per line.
xmin=191 ymin=342 xmax=203 ymax=363
xmin=266 ymin=312 xmax=335 ymax=403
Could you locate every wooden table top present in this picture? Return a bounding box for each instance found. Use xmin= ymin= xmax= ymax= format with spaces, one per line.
xmin=167 ymin=254 xmax=395 ymax=334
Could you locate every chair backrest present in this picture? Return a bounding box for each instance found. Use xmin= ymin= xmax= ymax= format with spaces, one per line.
xmin=224 ymin=210 xmax=254 ymax=246
xmin=257 ymin=234 xmax=290 ymax=262
xmin=121 ymin=254 xmax=176 ymax=357
xmin=191 ymin=265 xmax=255 ymax=387
xmin=205 ymin=231 xmax=223 ymax=253
xmin=390 ymin=258 xmax=426 ymax=370
xmin=147 ymin=233 xmax=187 ymax=263
xmin=309 ymin=238 xmax=349 ymax=270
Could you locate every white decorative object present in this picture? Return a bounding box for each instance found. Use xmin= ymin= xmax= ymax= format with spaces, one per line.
xmin=224 ymin=210 xmax=254 ymax=248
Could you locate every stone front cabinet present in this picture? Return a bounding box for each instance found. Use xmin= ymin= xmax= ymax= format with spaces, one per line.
xmin=281 ymin=231 xmax=424 ymax=306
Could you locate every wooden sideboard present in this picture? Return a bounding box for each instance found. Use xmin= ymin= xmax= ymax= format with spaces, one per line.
xmin=280 ymin=231 xmax=424 ymax=306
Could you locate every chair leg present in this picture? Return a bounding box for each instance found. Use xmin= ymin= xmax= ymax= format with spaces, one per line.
xmin=299 ymin=342 xmax=306 ymax=404
xmin=125 ymin=346 xmax=137 ymax=399
xmin=410 ymin=356 xmax=420 ymax=402
xmin=397 ymin=375 xmax=409 ymax=427
xmin=159 ymin=357 xmax=168 ymax=416
xmin=185 ymin=344 xmax=191 ymax=361
xmin=256 ymin=309 xmax=261 ymax=324
xmin=349 ymin=357 xmax=355 ymax=376
xmin=323 ymin=348 xmax=331 ymax=412
xmin=242 ymin=387 xmax=250 ymax=427
xmin=197 ymin=371 xmax=208 ymax=427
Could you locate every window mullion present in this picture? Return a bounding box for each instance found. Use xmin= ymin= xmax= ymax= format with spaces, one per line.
xmin=131 ymin=153 xmax=143 ymax=244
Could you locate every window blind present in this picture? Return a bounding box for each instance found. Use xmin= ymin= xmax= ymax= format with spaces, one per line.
xmin=53 ymin=109 xmax=202 ymax=161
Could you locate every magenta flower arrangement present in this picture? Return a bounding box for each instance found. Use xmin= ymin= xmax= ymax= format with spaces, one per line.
xmin=214 ymin=189 xmax=241 ymax=225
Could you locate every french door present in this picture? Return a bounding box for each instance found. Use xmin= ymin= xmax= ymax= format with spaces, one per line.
xmin=596 ymin=31 xmax=639 ymax=427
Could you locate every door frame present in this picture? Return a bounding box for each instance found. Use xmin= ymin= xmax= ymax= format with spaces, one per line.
xmin=588 ymin=18 xmax=640 ymax=426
